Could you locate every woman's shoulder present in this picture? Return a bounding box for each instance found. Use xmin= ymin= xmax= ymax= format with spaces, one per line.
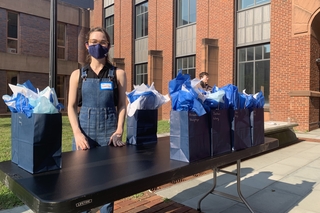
xmin=115 ymin=68 xmax=126 ymax=79
xmin=70 ymin=68 xmax=81 ymax=78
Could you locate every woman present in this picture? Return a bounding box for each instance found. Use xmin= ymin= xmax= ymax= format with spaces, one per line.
xmin=68 ymin=27 xmax=127 ymax=213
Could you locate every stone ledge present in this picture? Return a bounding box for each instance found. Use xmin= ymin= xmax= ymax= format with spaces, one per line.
xmin=289 ymin=90 xmax=320 ymax=97
xmin=264 ymin=121 xmax=299 ymax=134
xmin=264 ymin=121 xmax=299 ymax=147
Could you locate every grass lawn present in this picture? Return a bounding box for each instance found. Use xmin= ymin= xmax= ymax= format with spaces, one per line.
xmin=0 ymin=115 xmax=170 ymax=210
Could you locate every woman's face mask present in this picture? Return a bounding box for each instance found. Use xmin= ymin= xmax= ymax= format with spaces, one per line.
xmin=88 ymin=44 xmax=109 ymax=59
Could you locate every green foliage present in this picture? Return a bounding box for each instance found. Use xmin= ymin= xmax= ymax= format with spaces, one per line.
xmin=0 ymin=116 xmax=170 ymax=210
xmin=131 ymin=192 xmax=144 ymax=199
xmin=0 ymin=117 xmax=24 ymax=209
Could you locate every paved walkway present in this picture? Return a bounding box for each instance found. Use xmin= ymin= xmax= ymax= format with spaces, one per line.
xmin=1 ymin=123 xmax=320 ymax=213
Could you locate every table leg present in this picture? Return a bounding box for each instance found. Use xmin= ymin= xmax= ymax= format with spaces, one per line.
xmin=235 ymin=159 xmax=254 ymax=213
xmin=197 ymin=160 xmax=254 ymax=213
xmin=197 ymin=168 xmax=217 ymax=211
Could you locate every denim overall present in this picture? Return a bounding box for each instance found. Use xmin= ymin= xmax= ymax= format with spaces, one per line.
xmin=73 ymin=67 xmax=117 ymax=213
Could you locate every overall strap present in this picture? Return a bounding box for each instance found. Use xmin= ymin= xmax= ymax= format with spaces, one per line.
xmin=108 ymin=66 xmax=118 ymax=89
xmin=77 ymin=65 xmax=89 ymax=107
xmin=81 ymin=67 xmax=88 ymax=80
xmin=108 ymin=67 xmax=114 ymax=80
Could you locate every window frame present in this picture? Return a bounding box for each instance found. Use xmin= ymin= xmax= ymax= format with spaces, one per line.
xmin=237 ymin=0 xmax=270 ymax=10
xmin=237 ymin=44 xmax=270 ymax=105
xmin=135 ymin=1 xmax=148 ymax=39
xmin=134 ymin=63 xmax=148 ymax=85
xmin=57 ymin=22 xmax=66 ymax=60
xmin=105 ymin=15 xmax=114 ymax=45
xmin=177 ymin=0 xmax=196 ymax=28
xmin=7 ymin=11 xmax=19 ymax=54
xmin=176 ymin=55 xmax=196 ymax=79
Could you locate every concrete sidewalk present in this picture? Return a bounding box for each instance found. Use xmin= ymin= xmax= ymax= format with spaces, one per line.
xmin=1 ymin=124 xmax=320 ymax=213
xmin=155 ymin=137 xmax=320 ymax=213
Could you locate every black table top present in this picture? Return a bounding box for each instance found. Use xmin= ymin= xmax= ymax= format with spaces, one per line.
xmin=0 ymin=136 xmax=279 ymax=213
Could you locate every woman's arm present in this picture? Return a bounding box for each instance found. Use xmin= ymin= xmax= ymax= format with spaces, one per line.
xmin=108 ymin=68 xmax=127 ymax=146
xmin=67 ymin=69 xmax=90 ymax=150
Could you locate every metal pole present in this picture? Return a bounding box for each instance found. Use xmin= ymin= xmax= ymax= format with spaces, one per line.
xmin=49 ymin=0 xmax=57 ymax=89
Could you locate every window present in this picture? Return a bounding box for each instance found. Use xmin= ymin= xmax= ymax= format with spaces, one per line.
xmin=177 ymin=0 xmax=196 ymax=27
xmin=57 ymin=22 xmax=66 ymax=59
xmin=105 ymin=15 xmax=114 ymax=45
xmin=7 ymin=11 xmax=18 ymax=54
xmin=6 ymin=71 xmax=18 ymax=95
xmin=135 ymin=63 xmax=148 ymax=85
xmin=176 ymin=55 xmax=196 ymax=79
xmin=238 ymin=0 xmax=270 ymax=10
xmin=238 ymin=44 xmax=270 ymax=104
xmin=136 ymin=2 xmax=148 ymax=39
xmin=56 ymin=75 xmax=65 ymax=110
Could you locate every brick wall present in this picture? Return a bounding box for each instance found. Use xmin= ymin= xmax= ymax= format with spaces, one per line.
xmin=270 ymin=0 xmax=294 ymax=122
xmin=77 ymin=26 xmax=89 ymax=65
xmin=309 ymin=36 xmax=320 ymax=130
xmin=19 ymin=14 xmax=81 ymax=63
xmin=310 ymin=36 xmax=320 ymax=91
xmin=91 ymin=0 xmax=103 ymax=28
xmin=0 ymin=1 xmax=89 ymax=115
xmin=0 ymin=72 xmax=53 ymax=113
xmin=66 ymin=24 xmax=80 ymax=62
xmin=208 ymin=0 xmax=235 ymax=86
xmin=151 ymin=0 xmax=174 ymax=120
xmin=114 ymin=1 xmax=134 ymax=94
xmin=287 ymin=35 xmax=310 ymax=130
xmin=309 ymin=97 xmax=320 ymax=130
xmin=19 ymin=72 xmax=49 ymax=91
xmin=20 ymin=13 xmax=50 ymax=57
xmin=270 ymin=0 xmax=319 ymax=131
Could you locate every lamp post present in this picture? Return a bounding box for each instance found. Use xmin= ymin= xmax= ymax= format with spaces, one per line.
xmin=49 ymin=0 xmax=57 ymax=89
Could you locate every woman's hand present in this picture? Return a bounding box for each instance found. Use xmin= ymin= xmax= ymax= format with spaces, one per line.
xmin=74 ymin=132 xmax=90 ymax=150
xmin=108 ymin=133 xmax=126 ymax=147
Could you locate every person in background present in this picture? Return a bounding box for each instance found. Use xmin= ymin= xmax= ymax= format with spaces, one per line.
xmin=67 ymin=27 xmax=127 ymax=213
xmin=199 ymin=72 xmax=212 ymax=91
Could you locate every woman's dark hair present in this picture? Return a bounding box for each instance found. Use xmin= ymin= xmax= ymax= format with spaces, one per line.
xmin=85 ymin=27 xmax=112 ymax=65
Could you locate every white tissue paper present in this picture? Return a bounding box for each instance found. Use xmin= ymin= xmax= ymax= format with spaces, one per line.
xmin=126 ymin=82 xmax=170 ymax=116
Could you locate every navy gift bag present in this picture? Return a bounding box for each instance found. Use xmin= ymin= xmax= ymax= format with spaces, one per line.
xmin=126 ymin=109 xmax=158 ymax=145
xmin=250 ymin=108 xmax=264 ymax=146
xmin=230 ymin=109 xmax=251 ymax=151
xmin=211 ymin=109 xmax=232 ymax=156
xmin=170 ymin=111 xmax=210 ymax=162
xmin=11 ymin=113 xmax=62 ymax=174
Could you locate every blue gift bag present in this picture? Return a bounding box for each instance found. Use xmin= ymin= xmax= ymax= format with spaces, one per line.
xmin=126 ymin=109 xmax=158 ymax=145
xmin=211 ymin=109 xmax=232 ymax=156
xmin=11 ymin=113 xmax=62 ymax=174
xmin=230 ymin=109 xmax=251 ymax=151
xmin=170 ymin=111 xmax=210 ymax=162
xmin=250 ymin=108 xmax=265 ymax=146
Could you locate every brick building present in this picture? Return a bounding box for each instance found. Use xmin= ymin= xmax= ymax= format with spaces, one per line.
xmin=0 ymin=0 xmax=90 ymax=112
xmin=89 ymin=0 xmax=320 ymax=132
xmin=1 ymin=0 xmax=320 ymax=132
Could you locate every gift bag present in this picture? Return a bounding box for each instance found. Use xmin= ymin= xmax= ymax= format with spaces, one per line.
xmin=170 ymin=111 xmax=210 ymax=162
xmin=250 ymin=108 xmax=264 ymax=146
xmin=211 ymin=109 xmax=232 ymax=156
xmin=230 ymin=109 xmax=251 ymax=151
xmin=11 ymin=113 xmax=19 ymax=164
xmin=11 ymin=113 xmax=62 ymax=174
xmin=126 ymin=109 xmax=158 ymax=145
